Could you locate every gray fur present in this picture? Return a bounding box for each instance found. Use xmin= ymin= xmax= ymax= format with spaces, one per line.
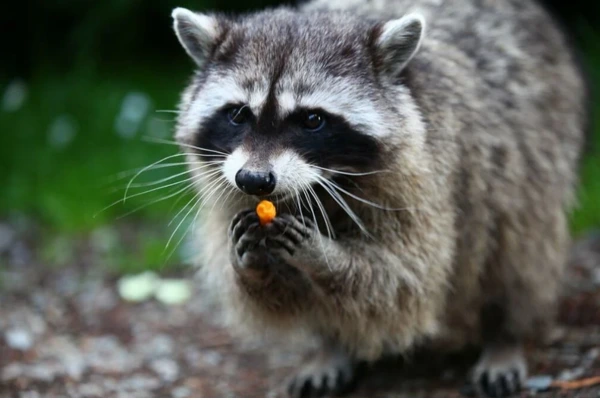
xmin=171 ymin=0 xmax=587 ymax=396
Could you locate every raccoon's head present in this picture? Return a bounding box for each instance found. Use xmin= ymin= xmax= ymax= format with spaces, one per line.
xmin=171 ymin=7 xmax=425 ymax=203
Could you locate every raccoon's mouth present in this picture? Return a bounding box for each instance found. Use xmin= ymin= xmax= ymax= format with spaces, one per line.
xmin=255 ymin=192 xmax=294 ymax=205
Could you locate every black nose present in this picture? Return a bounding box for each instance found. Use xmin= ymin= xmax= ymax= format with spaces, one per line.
xmin=235 ymin=170 xmax=276 ymax=196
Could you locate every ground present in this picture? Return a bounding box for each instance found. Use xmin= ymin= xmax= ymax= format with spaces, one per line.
xmin=0 ymin=222 xmax=599 ymax=397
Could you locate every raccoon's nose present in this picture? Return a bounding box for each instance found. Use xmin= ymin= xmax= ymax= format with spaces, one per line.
xmin=235 ymin=169 xmax=276 ymax=196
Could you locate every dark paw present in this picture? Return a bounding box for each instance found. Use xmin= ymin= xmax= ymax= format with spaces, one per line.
xmin=463 ymin=369 xmax=523 ymax=397
xmin=464 ymin=347 xmax=526 ymax=397
xmin=229 ymin=209 xmax=265 ymax=269
xmin=287 ymin=362 xmax=355 ymax=398
xmin=266 ymin=214 xmax=316 ymax=256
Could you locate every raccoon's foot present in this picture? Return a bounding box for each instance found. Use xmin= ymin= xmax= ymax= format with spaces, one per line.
xmin=466 ymin=343 xmax=526 ymax=397
xmin=287 ymin=347 xmax=357 ymax=397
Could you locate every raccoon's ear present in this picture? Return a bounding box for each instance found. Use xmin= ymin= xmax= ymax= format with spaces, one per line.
xmin=373 ymin=13 xmax=425 ymax=79
xmin=172 ymin=8 xmax=220 ymax=67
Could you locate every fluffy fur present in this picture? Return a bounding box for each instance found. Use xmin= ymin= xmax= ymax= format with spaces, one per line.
xmin=171 ymin=0 xmax=587 ymax=396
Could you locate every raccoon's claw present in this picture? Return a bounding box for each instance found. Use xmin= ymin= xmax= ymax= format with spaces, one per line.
xmin=287 ymin=351 xmax=356 ymax=398
xmin=464 ymin=344 xmax=526 ymax=397
xmin=266 ymin=214 xmax=315 ymax=256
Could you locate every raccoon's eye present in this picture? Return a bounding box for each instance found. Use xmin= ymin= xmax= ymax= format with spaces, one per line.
xmin=303 ymin=112 xmax=326 ymax=132
xmin=227 ymin=105 xmax=251 ymax=126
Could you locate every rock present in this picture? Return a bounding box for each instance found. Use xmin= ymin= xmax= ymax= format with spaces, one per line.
xmin=171 ymin=386 xmax=192 ymax=398
xmin=525 ymin=375 xmax=553 ymax=392
xmin=154 ymin=279 xmax=192 ymax=305
xmin=5 ymin=328 xmax=34 ymax=351
xmin=117 ymin=272 xmax=159 ymax=303
xmin=137 ymin=334 xmax=174 ymax=360
xmin=150 ymin=358 xmax=180 ymax=382
xmin=40 ymin=336 xmax=87 ymax=380
xmin=0 ymin=223 xmax=15 ymax=252
xmin=77 ymin=383 xmax=104 ymax=397
xmin=9 ymin=241 xmax=30 ymax=266
xmin=19 ymin=391 xmax=41 ymax=398
xmin=201 ymin=349 xmax=223 ymax=367
xmin=2 ymin=363 xmax=25 ymax=381
xmin=28 ymin=364 xmax=58 ymax=382
xmin=117 ymin=374 xmax=161 ymax=393
xmin=84 ymin=335 xmax=140 ymax=374
xmin=557 ymin=366 xmax=585 ymax=382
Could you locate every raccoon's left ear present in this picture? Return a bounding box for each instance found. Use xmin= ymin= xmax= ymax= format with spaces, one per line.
xmin=372 ymin=13 xmax=425 ymax=79
xmin=172 ymin=8 xmax=222 ymax=67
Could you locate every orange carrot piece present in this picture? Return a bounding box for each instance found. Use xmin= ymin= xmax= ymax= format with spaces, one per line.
xmin=256 ymin=200 xmax=276 ymax=225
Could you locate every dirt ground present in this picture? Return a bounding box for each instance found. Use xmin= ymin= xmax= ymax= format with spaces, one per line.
xmin=0 ymin=221 xmax=599 ymax=397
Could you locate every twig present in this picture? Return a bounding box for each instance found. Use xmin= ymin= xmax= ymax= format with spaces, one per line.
xmin=551 ymin=376 xmax=600 ymax=390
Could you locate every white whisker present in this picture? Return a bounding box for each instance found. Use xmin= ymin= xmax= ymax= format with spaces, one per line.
xmin=315 ymin=174 xmax=407 ymax=212
xmin=114 ymin=181 xmax=197 ymax=220
xmin=311 ymin=165 xmax=391 ymax=177
xmin=123 ymin=152 xmax=209 ymax=201
xmin=313 ymin=174 xmax=371 ymax=238
xmin=165 ymin=175 xmax=229 ymax=261
xmin=207 ymin=177 xmax=233 ymax=215
xmin=141 ymin=137 xmax=229 ymax=156
xmin=166 ymin=170 xmax=223 ymax=227
xmin=300 ymin=186 xmax=333 ymax=271
xmin=164 ymin=174 xmax=226 ymax=252
xmin=102 ymin=161 xmax=210 ymax=185
xmin=306 ymin=184 xmax=334 ymax=240
xmin=198 ymin=175 xmax=229 ymax=210
xmin=123 ymin=164 xmax=218 ymax=190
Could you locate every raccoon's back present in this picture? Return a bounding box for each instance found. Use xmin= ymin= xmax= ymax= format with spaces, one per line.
xmin=306 ymin=0 xmax=586 ymax=190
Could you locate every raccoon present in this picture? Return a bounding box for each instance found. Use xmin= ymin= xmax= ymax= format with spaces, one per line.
xmin=170 ymin=0 xmax=587 ymax=396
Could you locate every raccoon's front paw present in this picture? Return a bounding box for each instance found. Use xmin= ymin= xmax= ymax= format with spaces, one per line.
xmin=228 ymin=209 xmax=267 ymax=274
xmin=265 ymin=214 xmax=316 ymax=257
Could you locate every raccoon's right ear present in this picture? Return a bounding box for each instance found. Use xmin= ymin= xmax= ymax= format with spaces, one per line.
xmin=372 ymin=13 xmax=425 ymax=80
xmin=172 ymin=8 xmax=221 ymax=67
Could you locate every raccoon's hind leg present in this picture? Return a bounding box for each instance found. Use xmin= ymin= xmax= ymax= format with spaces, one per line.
xmin=467 ymin=210 xmax=568 ymax=397
xmin=467 ymin=303 xmax=527 ymax=397
xmin=287 ymin=342 xmax=358 ymax=397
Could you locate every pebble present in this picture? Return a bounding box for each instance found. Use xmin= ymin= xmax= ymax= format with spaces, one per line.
xmin=28 ymin=364 xmax=58 ymax=382
xmin=150 ymin=358 xmax=180 ymax=382
xmin=154 ymin=279 xmax=192 ymax=305
xmin=19 ymin=391 xmax=41 ymax=398
xmin=201 ymin=349 xmax=223 ymax=367
xmin=117 ymin=374 xmax=161 ymax=392
xmin=84 ymin=335 xmax=140 ymax=374
xmin=0 ymin=223 xmax=15 ymax=252
xmin=144 ymin=334 xmax=174 ymax=358
xmin=525 ymin=375 xmax=553 ymax=392
xmin=5 ymin=328 xmax=34 ymax=351
xmin=40 ymin=336 xmax=87 ymax=379
xmin=117 ymin=272 xmax=160 ymax=303
xmin=77 ymin=383 xmax=104 ymax=397
xmin=584 ymin=347 xmax=599 ymax=362
xmin=9 ymin=241 xmax=31 ymax=266
xmin=593 ymin=268 xmax=600 ymax=285
xmin=557 ymin=366 xmax=584 ymax=382
xmin=2 ymin=363 xmax=25 ymax=380
xmin=171 ymin=386 xmax=192 ymax=398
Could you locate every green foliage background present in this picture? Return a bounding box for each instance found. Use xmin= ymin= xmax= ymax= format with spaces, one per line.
xmin=0 ymin=0 xmax=598 ymax=270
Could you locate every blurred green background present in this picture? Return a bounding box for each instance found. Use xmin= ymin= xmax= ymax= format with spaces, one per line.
xmin=1 ymin=0 xmax=598 ymax=272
